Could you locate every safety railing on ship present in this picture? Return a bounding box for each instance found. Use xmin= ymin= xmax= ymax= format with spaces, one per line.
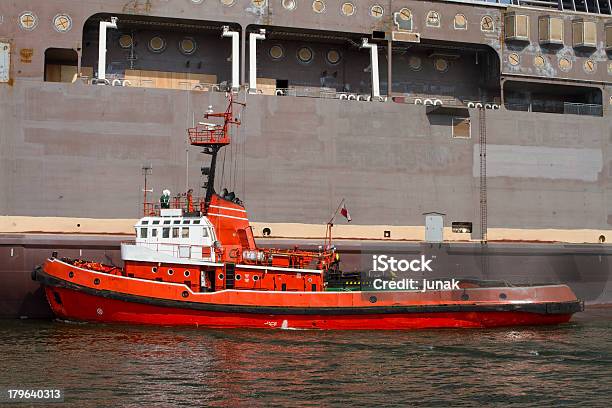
xmin=505 ymin=101 xmax=603 ymax=116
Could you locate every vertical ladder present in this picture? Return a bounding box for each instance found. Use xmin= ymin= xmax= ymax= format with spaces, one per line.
xmin=479 ymin=108 xmax=489 ymax=278
xmin=479 ymin=108 xmax=487 ymax=244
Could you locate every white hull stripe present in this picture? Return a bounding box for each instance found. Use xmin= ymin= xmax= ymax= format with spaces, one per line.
xmin=209 ymin=205 xmax=247 ymax=213
xmin=207 ymin=213 xmax=249 ymax=221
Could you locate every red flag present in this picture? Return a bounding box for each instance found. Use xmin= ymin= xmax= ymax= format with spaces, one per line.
xmin=340 ymin=203 xmax=352 ymax=222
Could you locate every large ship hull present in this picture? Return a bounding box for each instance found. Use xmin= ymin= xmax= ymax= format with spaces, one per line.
xmin=2 ymin=234 xmax=611 ymax=319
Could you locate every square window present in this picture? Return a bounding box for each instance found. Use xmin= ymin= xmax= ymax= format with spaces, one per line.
xmin=163 ymin=228 xmax=170 ymax=238
xmin=152 ymin=229 xmax=158 ymax=237
xmin=140 ymin=228 xmax=148 ymax=238
xmin=203 ymin=228 xmax=209 ymax=237
xmin=172 ymin=227 xmax=179 ymax=238
xmin=182 ymin=227 xmax=189 ymax=238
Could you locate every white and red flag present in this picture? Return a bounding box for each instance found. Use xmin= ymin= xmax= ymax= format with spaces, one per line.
xmin=340 ymin=203 xmax=352 ymax=222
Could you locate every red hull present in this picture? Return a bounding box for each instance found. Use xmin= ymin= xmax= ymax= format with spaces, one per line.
xmin=45 ymin=287 xmax=573 ymax=330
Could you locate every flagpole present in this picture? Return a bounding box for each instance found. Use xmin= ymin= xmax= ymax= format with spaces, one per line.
xmin=325 ymin=198 xmax=345 ymax=250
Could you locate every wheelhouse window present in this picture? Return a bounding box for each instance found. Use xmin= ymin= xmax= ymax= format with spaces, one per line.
xmin=152 ymin=220 xmax=160 ymax=225
xmin=172 ymin=227 xmax=179 ymax=238
xmin=182 ymin=227 xmax=190 ymax=238
xmin=203 ymin=228 xmax=209 ymax=237
xmin=151 ymin=229 xmax=158 ymax=237
xmin=163 ymin=227 xmax=170 ymax=238
xmin=140 ymin=228 xmax=148 ymax=238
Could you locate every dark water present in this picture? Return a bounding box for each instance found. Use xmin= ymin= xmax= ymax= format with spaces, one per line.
xmin=1 ymin=309 xmax=611 ymax=408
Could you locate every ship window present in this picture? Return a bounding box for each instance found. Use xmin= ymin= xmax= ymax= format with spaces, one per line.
xmin=193 ymin=220 xmax=201 ymax=224
xmin=152 ymin=220 xmax=160 ymax=225
xmin=179 ymin=37 xmax=197 ymax=55
xmin=168 ymin=269 xmax=174 ymax=276
xmin=297 ymin=47 xmax=314 ymax=64
xmin=164 ymin=220 xmax=171 ymax=224
xmin=203 ymin=228 xmax=209 ymax=237
xmin=152 ymin=229 xmax=158 ymax=237
xmin=452 ymin=117 xmax=471 ymax=139
xmin=253 ymin=275 xmax=260 ymax=281
xmin=183 ymin=220 xmax=191 ymax=224
xmin=172 ymin=227 xmax=179 ymax=238
xmin=142 ymin=220 xmax=149 ymax=225
xmin=163 ymin=228 xmax=170 ymax=238
xmin=141 ymin=228 xmax=148 ymax=238
xmin=452 ymin=222 xmax=472 ymax=233
xmin=182 ymin=227 xmax=190 ymax=238
xmin=173 ymin=220 xmax=180 ymax=224
xmin=235 ymin=274 xmax=241 ymax=281
xmin=44 ymin=48 xmax=78 ymax=83
xmin=148 ymin=36 xmax=166 ymax=53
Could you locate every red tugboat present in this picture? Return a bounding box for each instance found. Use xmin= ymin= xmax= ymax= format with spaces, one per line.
xmin=33 ymin=95 xmax=583 ymax=330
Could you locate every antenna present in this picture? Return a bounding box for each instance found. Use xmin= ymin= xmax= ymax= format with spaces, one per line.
xmin=142 ymin=164 xmax=153 ymax=216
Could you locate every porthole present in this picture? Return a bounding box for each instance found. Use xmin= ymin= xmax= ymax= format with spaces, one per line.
xmin=454 ymin=14 xmax=467 ymax=30
xmin=68 ymin=271 xmax=74 ymax=278
xmin=269 ymin=44 xmax=284 ymax=60
xmin=326 ymin=49 xmax=341 ymax=65
xmin=220 ymin=0 xmax=235 ymax=6
xmin=461 ymin=292 xmax=469 ymax=301
xmin=218 ymin=273 xmax=225 ymax=280
xmin=94 ymin=278 xmax=100 ymax=285
xmin=426 ymin=11 xmax=440 ymax=28
xmin=168 ymin=269 xmax=174 ymax=276
xmin=152 ymin=266 xmax=158 ymax=273
xmin=148 ymin=36 xmax=166 ymax=53
xmin=179 ymin=37 xmax=197 ymax=55
xmin=235 ymin=274 xmax=242 ymax=281
xmin=480 ymin=16 xmax=494 ymax=32
xmin=508 ymin=53 xmax=520 ymax=66
xmin=398 ymin=8 xmax=411 ymax=21
xmin=251 ymin=0 xmax=266 ymax=8
xmin=253 ymin=275 xmax=260 ymax=281
xmin=499 ymin=293 xmax=507 ymax=300
xmin=341 ymin=2 xmax=355 ymax=16
xmin=369 ymin=296 xmax=377 ymax=303
xmin=409 ymin=56 xmax=422 ymax=71
xmin=370 ymin=4 xmax=384 ymax=18
xmin=119 ymin=34 xmax=133 ymax=49
xmin=297 ymin=46 xmax=314 ymax=63
xmin=53 ymin=14 xmax=72 ymax=33
xmin=184 ymin=270 xmax=191 ymax=277
xmin=434 ymin=58 xmax=449 ymax=72
xmin=558 ymin=57 xmax=571 ymax=71
xmin=312 ymin=0 xmax=325 ymax=14
xmin=534 ymin=55 xmax=545 ymax=68
xmin=182 ymin=291 xmax=189 ymax=298
xmin=583 ymin=59 xmax=596 ymax=74
xmin=282 ymin=0 xmax=297 ymax=10
xmin=18 ymin=11 xmax=38 ymax=31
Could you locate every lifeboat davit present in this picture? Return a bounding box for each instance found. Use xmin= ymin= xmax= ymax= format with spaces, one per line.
xmin=33 ymin=95 xmax=583 ymax=330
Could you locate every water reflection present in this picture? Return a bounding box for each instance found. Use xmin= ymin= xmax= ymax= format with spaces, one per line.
xmin=0 ymin=310 xmax=610 ymax=407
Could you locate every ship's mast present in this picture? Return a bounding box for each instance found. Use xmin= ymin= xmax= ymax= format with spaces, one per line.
xmin=187 ymin=94 xmax=244 ymax=214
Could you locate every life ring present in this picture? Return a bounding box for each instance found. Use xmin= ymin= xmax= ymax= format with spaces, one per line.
xmin=122 ymin=80 xmax=131 ymax=87
xmin=467 ymin=102 xmax=476 ymax=108
xmin=424 ymin=98 xmax=434 ymax=106
xmin=112 ymin=79 xmax=122 ymax=86
xmin=475 ymin=102 xmax=483 ymax=109
xmin=339 ymin=94 xmax=348 ymax=100
xmin=414 ymin=98 xmax=423 ymax=105
xmin=348 ymin=94 xmax=357 ymax=101
xmin=434 ymin=99 xmax=443 ymax=106
xmin=485 ymin=104 xmax=492 ymax=109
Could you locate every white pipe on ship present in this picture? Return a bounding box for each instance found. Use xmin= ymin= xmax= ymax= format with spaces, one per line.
xmin=222 ymin=26 xmax=240 ymax=90
xmin=248 ymin=29 xmax=266 ymax=94
xmin=360 ymin=38 xmax=380 ymax=100
xmin=97 ymin=17 xmax=118 ymax=83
